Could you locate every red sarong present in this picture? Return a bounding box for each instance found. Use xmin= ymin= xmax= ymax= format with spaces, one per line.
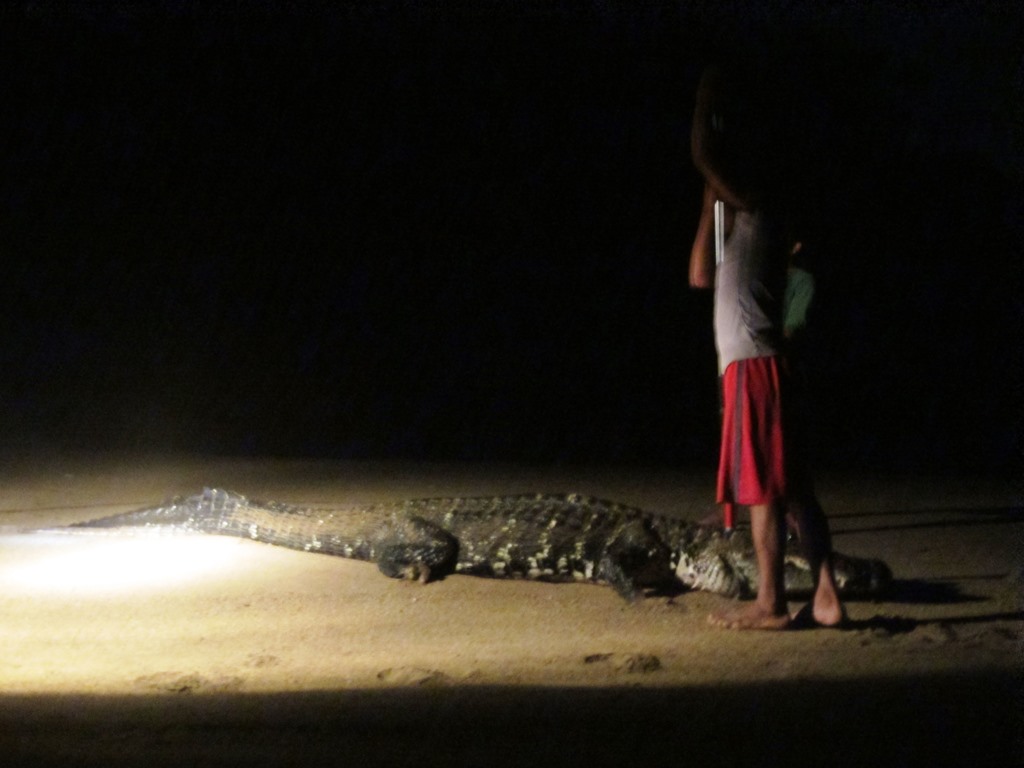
xmin=717 ymin=356 xmax=800 ymax=506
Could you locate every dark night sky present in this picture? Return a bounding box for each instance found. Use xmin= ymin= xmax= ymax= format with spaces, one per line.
xmin=0 ymin=1 xmax=1020 ymax=471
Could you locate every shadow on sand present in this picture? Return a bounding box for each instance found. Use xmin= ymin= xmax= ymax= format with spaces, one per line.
xmin=829 ymin=505 xmax=1022 ymax=536
xmin=0 ymin=671 xmax=1018 ymax=768
xmin=847 ymin=610 xmax=1024 ymax=637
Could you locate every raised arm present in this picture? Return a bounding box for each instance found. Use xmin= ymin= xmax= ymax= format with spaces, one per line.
xmin=689 ymin=182 xmax=717 ymax=289
xmin=691 ymin=66 xmax=760 ymax=212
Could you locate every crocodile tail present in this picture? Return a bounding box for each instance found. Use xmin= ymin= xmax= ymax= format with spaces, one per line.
xmin=832 ymin=554 xmax=893 ymax=597
xmin=69 ymin=488 xmax=247 ymax=533
xmin=868 ymin=558 xmax=893 ymax=594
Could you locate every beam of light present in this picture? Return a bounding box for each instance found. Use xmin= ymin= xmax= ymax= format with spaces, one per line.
xmin=0 ymin=531 xmax=246 ymax=596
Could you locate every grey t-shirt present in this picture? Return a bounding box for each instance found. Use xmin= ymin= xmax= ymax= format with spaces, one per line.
xmin=713 ymin=209 xmax=786 ymax=373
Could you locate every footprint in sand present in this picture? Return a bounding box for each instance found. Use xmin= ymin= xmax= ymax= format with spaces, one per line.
xmin=133 ymin=671 xmax=244 ymax=694
xmin=376 ymin=666 xmax=450 ymax=686
xmin=583 ymin=653 xmax=662 ymax=674
xmin=244 ymin=653 xmax=281 ymax=668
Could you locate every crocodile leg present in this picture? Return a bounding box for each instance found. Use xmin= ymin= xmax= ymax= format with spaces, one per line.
xmin=372 ymin=515 xmax=459 ymax=584
xmin=596 ymin=520 xmax=673 ymax=602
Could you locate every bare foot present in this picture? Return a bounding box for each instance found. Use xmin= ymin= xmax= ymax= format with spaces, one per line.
xmin=708 ymin=603 xmax=791 ymax=631
xmin=810 ymin=567 xmax=846 ymax=627
xmin=812 ymin=594 xmax=846 ymax=628
xmin=790 ymin=601 xmax=848 ymax=630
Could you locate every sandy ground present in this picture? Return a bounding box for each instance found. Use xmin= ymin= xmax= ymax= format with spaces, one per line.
xmin=0 ymin=455 xmax=1019 ymax=767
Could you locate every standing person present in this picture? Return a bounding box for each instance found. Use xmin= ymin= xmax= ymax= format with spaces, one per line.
xmin=782 ymin=239 xmax=817 ymax=536
xmin=711 ymin=239 xmax=813 ymax=535
xmin=784 ymin=241 xmax=813 ymax=336
xmin=689 ymin=65 xmax=844 ymax=630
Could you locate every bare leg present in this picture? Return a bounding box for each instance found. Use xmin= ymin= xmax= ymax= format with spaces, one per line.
xmin=708 ymin=502 xmax=791 ymax=630
xmin=788 ymin=497 xmax=845 ymax=627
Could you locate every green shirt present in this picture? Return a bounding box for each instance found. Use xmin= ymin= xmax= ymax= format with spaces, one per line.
xmin=784 ymin=267 xmax=815 ymax=336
